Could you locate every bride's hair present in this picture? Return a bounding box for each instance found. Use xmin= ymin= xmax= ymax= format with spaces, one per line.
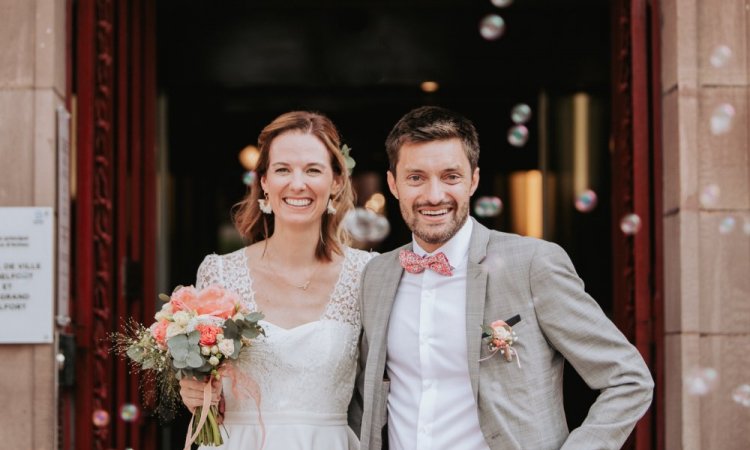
xmin=232 ymin=111 xmax=353 ymax=261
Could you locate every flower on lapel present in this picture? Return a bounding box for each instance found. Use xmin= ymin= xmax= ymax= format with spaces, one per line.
xmin=480 ymin=314 xmax=521 ymax=367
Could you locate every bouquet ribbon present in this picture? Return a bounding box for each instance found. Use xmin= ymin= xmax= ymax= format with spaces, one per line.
xmin=182 ymin=367 xmax=266 ymax=450
xmin=183 ymin=382 xmax=213 ymax=450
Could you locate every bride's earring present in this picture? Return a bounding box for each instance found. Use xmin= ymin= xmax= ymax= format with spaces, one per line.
xmin=326 ymin=198 xmax=336 ymax=215
xmin=258 ymin=192 xmax=273 ymax=214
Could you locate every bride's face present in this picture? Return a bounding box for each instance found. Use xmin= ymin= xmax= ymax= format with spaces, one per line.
xmin=261 ymin=131 xmax=340 ymax=228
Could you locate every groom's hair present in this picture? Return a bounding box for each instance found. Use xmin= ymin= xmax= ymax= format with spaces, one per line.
xmin=385 ymin=106 xmax=480 ymax=174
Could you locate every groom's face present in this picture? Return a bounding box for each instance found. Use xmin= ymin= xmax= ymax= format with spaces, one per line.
xmin=387 ymin=138 xmax=479 ymax=253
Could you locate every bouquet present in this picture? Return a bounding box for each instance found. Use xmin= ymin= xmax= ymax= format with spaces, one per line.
xmin=112 ymin=284 xmax=264 ymax=448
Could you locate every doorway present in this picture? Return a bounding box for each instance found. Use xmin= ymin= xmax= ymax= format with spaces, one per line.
xmin=157 ymin=0 xmax=614 ymax=446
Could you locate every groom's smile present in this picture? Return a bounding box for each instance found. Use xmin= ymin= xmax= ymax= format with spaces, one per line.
xmin=387 ymin=138 xmax=479 ymax=253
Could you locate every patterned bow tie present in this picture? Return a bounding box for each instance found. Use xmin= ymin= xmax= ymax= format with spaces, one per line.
xmin=399 ymin=250 xmax=453 ymax=276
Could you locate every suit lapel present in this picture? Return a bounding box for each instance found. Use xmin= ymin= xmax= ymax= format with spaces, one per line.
xmin=465 ymin=218 xmax=490 ymax=400
xmin=371 ymin=244 xmax=410 ymax=380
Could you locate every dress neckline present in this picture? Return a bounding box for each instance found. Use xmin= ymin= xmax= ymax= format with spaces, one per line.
xmin=240 ymin=247 xmax=351 ymax=330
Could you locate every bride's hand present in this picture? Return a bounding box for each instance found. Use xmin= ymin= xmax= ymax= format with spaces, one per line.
xmin=179 ymin=377 xmax=222 ymax=413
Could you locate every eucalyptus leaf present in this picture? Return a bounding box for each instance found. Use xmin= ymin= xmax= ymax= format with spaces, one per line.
xmin=168 ymin=334 xmax=187 ymax=347
xmin=187 ymin=330 xmax=201 ymax=346
xmin=231 ymin=339 xmax=242 ymax=358
xmin=246 ymin=312 xmax=264 ymax=322
xmin=186 ymin=353 xmax=204 ymax=368
xmin=170 ymin=346 xmax=188 ymax=361
xmin=241 ymin=327 xmax=261 ymax=339
xmin=173 ymin=358 xmax=188 ymax=369
xmin=223 ymin=320 xmax=239 ymax=339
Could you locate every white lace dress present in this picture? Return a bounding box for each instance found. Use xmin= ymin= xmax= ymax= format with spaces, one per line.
xmin=195 ymin=246 xmax=373 ymax=450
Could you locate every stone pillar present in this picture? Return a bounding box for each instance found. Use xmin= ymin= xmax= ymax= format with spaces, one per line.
xmin=0 ymin=0 xmax=66 ymax=448
xmin=661 ymin=0 xmax=750 ymax=448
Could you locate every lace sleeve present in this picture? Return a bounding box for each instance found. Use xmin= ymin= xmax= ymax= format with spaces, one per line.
xmin=195 ymin=254 xmax=221 ymax=289
xmin=323 ymin=248 xmax=378 ymax=327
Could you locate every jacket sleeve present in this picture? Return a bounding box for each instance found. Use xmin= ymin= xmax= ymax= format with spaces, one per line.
xmin=529 ymin=241 xmax=654 ymax=449
xmin=347 ymin=260 xmax=370 ymax=437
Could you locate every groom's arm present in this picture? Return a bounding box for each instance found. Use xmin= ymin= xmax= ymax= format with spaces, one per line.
xmin=529 ymin=241 xmax=654 ymax=450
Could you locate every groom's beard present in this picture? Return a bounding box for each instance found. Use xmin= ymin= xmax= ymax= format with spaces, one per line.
xmin=402 ymin=199 xmax=469 ymax=246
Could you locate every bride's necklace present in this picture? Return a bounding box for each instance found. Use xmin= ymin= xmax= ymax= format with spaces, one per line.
xmin=266 ymin=250 xmax=322 ymax=290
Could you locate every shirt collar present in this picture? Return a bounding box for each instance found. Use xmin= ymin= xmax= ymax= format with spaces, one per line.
xmin=412 ymin=217 xmax=473 ymax=268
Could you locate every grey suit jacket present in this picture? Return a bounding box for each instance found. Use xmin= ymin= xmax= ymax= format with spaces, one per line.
xmin=349 ymin=219 xmax=653 ymax=450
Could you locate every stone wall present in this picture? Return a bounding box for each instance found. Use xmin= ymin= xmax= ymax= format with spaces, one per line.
xmin=661 ymin=0 xmax=750 ymax=448
xmin=0 ymin=0 xmax=66 ymax=448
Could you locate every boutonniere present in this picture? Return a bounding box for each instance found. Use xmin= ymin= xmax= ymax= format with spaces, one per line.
xmin=480 ymin=314 xmax=521 ymax=367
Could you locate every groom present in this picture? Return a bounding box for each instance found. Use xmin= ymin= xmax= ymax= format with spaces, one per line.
xmin=350 ymin=106 xmax=654 ymax=450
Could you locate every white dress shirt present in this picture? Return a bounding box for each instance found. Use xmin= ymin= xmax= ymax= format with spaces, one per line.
xmin=386 ymin=218 xmax=490 ymax=450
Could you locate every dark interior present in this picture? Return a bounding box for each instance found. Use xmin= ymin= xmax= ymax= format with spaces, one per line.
xmin=157 ymin=1 xmax=610 ymax=445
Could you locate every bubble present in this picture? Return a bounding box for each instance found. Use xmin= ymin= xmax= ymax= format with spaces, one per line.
xmin=242 ymin=171 xmax=256 ymax=186
xmin=700 ymin=184 xmax=721 ymax=207
xmin=710 ymin=103 xmax=735 ymax=135
xmin=491 ymin=0 xmax=514 ymax=7
xmin=511 ymin=103 xmax=532 ymax=124
xmin=92 ymin=409 xmax=110 ymax=427
xmin=719 ymin=216 xmax=736 ymax=234
xmin=620 ymin=214 xmax=642 ymax=235
xmin=731 ymin=384 xmax=750 ymax=407
xmin=474 ymin=196 xmax=503 ymax=217
xmin=709 ymin=45 xmax=733 ymax=68
xmin=343 ymin=208 xmax=390 ymax=242
xmin=479 ymin=14 xmax=506 ymax=41
xmin=119 ymin=403 xmax=140 ymax=422
xmin=684 ymin=367 xmax=719 ymax=396
xmin=507 ymin=125 xmax=529 ymax=147
xmin=574 ymin=190 xmax=598 ymax=212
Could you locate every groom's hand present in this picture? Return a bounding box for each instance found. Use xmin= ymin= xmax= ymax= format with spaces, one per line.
xmin=178 ymin=377 xmax=222 ymax=413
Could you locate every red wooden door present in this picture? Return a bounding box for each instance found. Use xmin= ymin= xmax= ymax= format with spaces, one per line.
xmin=65 ymin=1 xmax=158 ymax=449
xmin=611 ymin=0 xmax=664 ymax=449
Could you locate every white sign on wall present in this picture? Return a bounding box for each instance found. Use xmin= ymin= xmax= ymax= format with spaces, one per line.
xmin=0 ymin=207 xmax=54 ymax=343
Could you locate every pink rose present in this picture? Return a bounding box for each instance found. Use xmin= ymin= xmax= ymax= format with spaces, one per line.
xmin=196 ymin=323 xmax=222 ymax=346
xmin=195 ymin=285 xmax=239 ymax=319
xmin=168 ymin=285 xmax=239 ymax=319
xmin=490 ymin=320 xmax=508 ymax=329
xmin=150 ymin=320 xmax=169 ymax=347
xmin=169 ymin=286 xmax=200 ymax=313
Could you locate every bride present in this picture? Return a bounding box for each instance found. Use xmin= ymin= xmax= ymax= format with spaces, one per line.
xmin=179 ymin=111 xmax=373 ymax=449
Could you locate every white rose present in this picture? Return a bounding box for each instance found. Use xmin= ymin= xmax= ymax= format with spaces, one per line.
xmin=208 ymin=356 xmax=220 ymax=366
xmin=210 ymin=345 xmax=219 ymax=354
xmin=165 ymin=322 xmax=185 ymax=339
xmin=155 ymin=310 xmax=174 ymax=322
xmin=201 ymin=346 xmax=211 ymax=356
xmin=173 ymin=311 xmax=190 ymax=327
xmin=218 ymin=339 xmax=235 ymax=357
xmin=216 ymin=334 xmax=224 ymax=342
xmin=185 ymin=317 xmax=199 ymax=333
